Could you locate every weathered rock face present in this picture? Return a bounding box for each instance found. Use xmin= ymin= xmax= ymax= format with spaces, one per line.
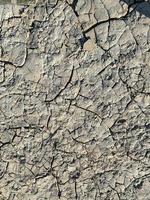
xmin=0 ymin=0 xmax=150 ymax=199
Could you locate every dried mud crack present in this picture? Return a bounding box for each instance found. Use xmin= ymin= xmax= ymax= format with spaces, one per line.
xmin=0 ymin=0 xmax=150 ymax=199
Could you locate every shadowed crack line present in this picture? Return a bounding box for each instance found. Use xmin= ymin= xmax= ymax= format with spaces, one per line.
xmin=45 ymin=66 xmax=74 ymax=103
xmin=83 ymin=0 xmax=148 ymax=34
xmin=73 ymin=104 xmax=102 ymax=120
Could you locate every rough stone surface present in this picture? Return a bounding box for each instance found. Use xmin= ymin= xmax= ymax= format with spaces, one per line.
xmin=0 ymin=0 xmax=150 ymax=199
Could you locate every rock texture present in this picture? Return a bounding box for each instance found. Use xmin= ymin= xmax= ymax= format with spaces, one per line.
xmin=0 ymin=0 xmax=150 ymax=199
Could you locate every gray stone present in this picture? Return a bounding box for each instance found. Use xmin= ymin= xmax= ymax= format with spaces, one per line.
xmin=0 ymin=0 xmax=150 ymax=199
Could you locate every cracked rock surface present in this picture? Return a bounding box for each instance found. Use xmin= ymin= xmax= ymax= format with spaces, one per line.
xmin=0 ymin=0 xmax=150 ymax=199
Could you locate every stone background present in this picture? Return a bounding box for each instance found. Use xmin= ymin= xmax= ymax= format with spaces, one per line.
xmin=0 ymin=0 xmax=35 ymax=4
xmin=0 ymin=0 xmax=150 ymax=199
